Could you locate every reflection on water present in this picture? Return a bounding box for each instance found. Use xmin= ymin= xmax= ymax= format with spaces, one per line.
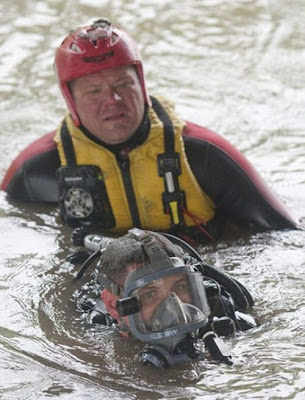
xmin=0 ymin=0 xmax=305 ymax=399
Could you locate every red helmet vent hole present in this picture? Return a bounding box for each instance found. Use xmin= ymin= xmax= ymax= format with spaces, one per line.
xmin=70 ymin=43 xmax=82 ymax=53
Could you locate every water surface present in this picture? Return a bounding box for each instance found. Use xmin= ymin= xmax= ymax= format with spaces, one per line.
xmin=0 ymin=1 xmax=304 ymax=399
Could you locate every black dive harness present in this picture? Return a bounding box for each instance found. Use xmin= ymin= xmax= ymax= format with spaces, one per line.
xmin=56 ymin=97 xmax=187 ymax=230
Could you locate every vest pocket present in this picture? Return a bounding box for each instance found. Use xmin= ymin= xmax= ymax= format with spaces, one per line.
xmin=57 ymin=165 xmax=115 ymax=229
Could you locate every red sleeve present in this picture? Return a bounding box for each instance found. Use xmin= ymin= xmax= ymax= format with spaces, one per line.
xmin=1 ymin=131 xmax=57 ymax=191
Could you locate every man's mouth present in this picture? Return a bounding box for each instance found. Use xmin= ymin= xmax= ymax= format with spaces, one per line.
xmin=104 ymin=112 xmax=125 ymax=122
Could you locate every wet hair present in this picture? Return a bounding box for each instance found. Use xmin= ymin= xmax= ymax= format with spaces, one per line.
xmin=99 ymin=231 xmax=184 ymax=286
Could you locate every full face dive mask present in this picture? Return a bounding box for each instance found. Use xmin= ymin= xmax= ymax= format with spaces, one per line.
xmin=114 ymin=228 xmax=213 ymax=367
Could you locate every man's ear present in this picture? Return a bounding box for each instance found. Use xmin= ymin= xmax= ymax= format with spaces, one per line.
xmin=101 ymin=289 xmax=120 ymax=320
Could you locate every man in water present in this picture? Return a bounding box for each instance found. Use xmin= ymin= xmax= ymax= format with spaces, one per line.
xmin=1 ymin=18 xmax=299 ymax=242
xmin=81 ymin=228 xmax=258 ymax=366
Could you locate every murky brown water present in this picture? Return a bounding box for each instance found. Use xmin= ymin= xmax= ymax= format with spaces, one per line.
xmin=1 ymin=0 xmax=305 ymax=399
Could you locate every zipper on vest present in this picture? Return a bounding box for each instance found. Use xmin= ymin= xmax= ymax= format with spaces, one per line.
xmin=116 ymin=152 xmax=142 ymax=228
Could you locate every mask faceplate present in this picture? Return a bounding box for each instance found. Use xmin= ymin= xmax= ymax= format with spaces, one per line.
xmin=122 ymin=261 xmax=210 ymax=348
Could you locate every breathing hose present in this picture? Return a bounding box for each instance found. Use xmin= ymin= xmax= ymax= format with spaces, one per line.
xmin=161 ymin=232 xmax=254 ymax=310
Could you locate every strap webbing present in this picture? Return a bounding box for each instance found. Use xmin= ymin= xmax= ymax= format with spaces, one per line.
xmin=60 ymin=119 xmax=77 ymax=166
xmin=151 ymin=96 xmax=186 ymax=227
xmin=151 ymin=96 xmax=175 ymax=155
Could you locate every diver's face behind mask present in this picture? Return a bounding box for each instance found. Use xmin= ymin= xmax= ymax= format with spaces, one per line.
xmin=138 ymin=273 xmax=192 ymax=327
xmin=117 ymin=258 xmax=210 ymax=353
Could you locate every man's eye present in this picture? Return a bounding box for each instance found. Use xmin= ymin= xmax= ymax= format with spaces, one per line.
xmin=174 ymin=283 xmax=188 ymax=293
xmin=87 ymin=88 xmax=101 ymax=95
xmin=140 ymin=290 xmax=156 ymax=305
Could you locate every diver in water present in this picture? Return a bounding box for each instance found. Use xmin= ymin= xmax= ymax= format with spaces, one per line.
xmin=73 ymin=228 xmax=259 ymax=367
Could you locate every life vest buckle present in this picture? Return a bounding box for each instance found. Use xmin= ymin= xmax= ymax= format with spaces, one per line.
xmin=157 ymin=153 xmax=181 ymax=176
xmin=162 ymin=191 xmax=186 ymax=227
xmin=158 ymin=153 xmax=185 ymax=227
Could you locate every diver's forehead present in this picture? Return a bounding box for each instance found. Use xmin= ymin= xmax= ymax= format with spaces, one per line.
xmin=139 ymin=274 xmax=187 ymax=290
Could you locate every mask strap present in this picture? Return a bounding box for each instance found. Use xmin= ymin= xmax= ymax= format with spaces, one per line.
xmin=98 ymin=273 xmax=121 ymax=296
xmin=128 ymin=228 xmax=173 ymax=270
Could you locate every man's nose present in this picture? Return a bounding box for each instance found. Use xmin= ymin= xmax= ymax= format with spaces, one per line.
xmin=161 ymin=290 xmax=175 ymax=303
xmin=102 ymin=86 xmax=122 ymax=104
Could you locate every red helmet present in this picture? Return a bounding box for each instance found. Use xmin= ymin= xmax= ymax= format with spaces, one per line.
xmin=55 ymin=18 xmax=151 ymax=125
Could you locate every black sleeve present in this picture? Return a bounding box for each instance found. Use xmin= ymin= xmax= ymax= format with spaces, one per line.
xmin=6 ymin=149 xmax=60 ymax=203
xmin=183 ymin=136 xmax=297 ymax=230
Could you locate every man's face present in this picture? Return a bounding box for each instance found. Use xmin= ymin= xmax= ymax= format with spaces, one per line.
xmin=136 ymin=274 xmax=191 ymax=324
xmin=70 ymin=66 xmax=145 ymax=144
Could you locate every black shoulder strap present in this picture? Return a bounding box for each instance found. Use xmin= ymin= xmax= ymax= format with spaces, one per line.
xmin=150 ymin=96 xmax=186 ymax=228
xmin=151 ymin=96 xmax=175 ymax=154
xmin=60 ymin=119 xmax=77 ymax=166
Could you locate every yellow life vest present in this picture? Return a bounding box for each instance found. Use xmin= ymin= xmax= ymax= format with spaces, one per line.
xmin=54 ymin=96 xmax=215 ymax=233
